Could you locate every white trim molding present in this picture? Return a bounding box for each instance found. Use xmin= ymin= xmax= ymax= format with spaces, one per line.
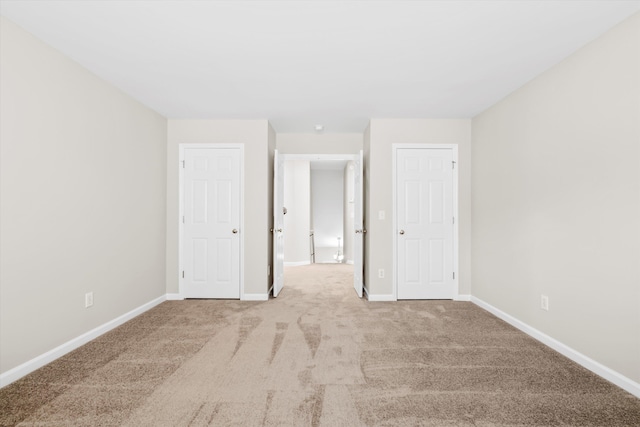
xmin=165 ymin=293 xmax=183 ymax=301
xmin=0 ymin=295 xmax=166 ymax=388
xmin=242 ymin=293 xmax=269 ymax=301
xmin=472 ymin=296 xmax=640 ymax=399
xmin=454 ymin=294 xmax=471 ymax=301
xmin=366 ymin=293 xmax=397 ymax=302
xmin=363 ymin=286 xmax=397 ymax=301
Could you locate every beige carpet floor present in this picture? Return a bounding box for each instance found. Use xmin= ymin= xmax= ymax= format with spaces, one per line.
xmin=1 ymin=263 xmax=639 ymax=426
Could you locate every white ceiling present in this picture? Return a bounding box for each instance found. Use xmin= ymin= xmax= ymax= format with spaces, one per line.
xmin=1 ymin=1 xmax=638 ymax=133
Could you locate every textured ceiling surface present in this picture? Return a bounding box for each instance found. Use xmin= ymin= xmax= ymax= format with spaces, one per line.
xmin=1 ymin=1 xmax=639 ymax=132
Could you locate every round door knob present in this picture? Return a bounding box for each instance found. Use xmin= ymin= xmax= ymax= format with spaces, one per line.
xmin=399 ymin=230 xmax=405 ymax=235
xmin=232 ymin=229 xmax=238 ymax=234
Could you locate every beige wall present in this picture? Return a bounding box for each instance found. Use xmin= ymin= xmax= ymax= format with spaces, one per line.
xmin=276 ymin=133 xmax=363 ymax=154
xmin=0 ymin=17 xmax=167 ymax=374
xmin=366 ymin=119 xmax=472 ymax=297
xmin=166 ymin=120 xmax=271 ymax=296
xmin=343 ymin=161 xmax=355 ymax=263
xmin=284 ymin=160 xmax=311 ymax=263
xmin=472 ymin=13 xmax=640 ymax=383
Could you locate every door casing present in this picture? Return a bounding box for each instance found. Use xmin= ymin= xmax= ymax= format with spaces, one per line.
xmin=273 ymin=153 xmax=363 ymax=297
xmin=392 ymin=144 xmax=459 ymax=300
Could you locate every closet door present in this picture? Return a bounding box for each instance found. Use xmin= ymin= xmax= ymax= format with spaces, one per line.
xmin=183 ymin=147 xmax=241 ymax=299
xmin=396 ymin=148 xmax=455 ymax=299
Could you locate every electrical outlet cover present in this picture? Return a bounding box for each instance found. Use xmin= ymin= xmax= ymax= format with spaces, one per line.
xmin=541 ymin=295 xmax=549 ymax=311
xmin=85 ymin=292 xmax=93 ymax=308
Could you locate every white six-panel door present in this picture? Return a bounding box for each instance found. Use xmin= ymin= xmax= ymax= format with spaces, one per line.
xmin=182 ymin=147 xmax=241 ymax=299
xmin=396 ymin=147 xmax=455 ymax=299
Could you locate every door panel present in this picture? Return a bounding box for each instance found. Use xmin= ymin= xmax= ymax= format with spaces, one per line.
xmin=183 ymin=148 xmax=241 ymax=299
xmin=428 ymin=239 xmax=445 ymax=283
xmin=353 ymin=150 xmax=364 ymax=297
xmin=405 ymin=180 xmax=421 ymax=223
xmin=216 ymin=238 xmax=232 ymax=281
xmin=397 ymin=148 xmax=454 ymax=299
xmin=217 ymin=180 xmax=232 ymax=222
xmin=193 ymin=239 xmax=208 ymax=282
xmin=429 ymin=181 xmax=445 ymax=223
xmin=273 ymin=150 xmax=285 ymax=297
xmin=404 ymin=238 xmax=423 ymax=283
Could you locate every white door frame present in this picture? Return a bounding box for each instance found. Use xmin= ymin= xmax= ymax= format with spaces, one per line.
xmin=392 ymin=144 xmax=459 ymax=300
xmin=275 ymin=153 xmax=362 ymax=296
xmin=283 ymin=154 xmax=359 ymax=161
xmin=178 ymin=143 xmax=245 ymax=299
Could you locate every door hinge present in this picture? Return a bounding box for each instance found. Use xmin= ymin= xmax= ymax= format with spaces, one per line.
xmin=452 ymin=216 xmax=455 ymax=224
xmin=182 ymin=270 xmax=185 ymax=278
xmin=452 ymin=160 xmax=456 ymax=169
xmin=182 ymin=216 xmax=185 ymax=224
xmin=453 ymin=272 xmax=456 ymax=279
xmin=181 ymin=160 xmax=185 ymax=168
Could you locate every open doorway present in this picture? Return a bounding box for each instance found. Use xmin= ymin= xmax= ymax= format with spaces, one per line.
xmin=284 ymin=159 xmax=353 ymax=265
xmin=273 ymin=152 xmax=363 ymax=298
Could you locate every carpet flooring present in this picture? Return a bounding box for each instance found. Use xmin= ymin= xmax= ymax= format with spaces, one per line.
xmin=1 ymin=263 xmax=639 ymax=426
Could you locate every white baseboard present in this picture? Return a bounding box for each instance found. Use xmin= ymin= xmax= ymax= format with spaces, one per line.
xmin=0 ymin=295 xmax=166 ymax=388
xmin=166 ymin=293 xmax=183 ymax=300
xmin=471 ymin=296 xmax=640 ymax=399
xmin=366 ymin=292 xmax=396 ymax=302
xmin=454 ymin=294 xmax=471 ymax=301
xmin=284 ymin=261 xmax=311 ymax=267
xmin=346 ymin=260 xmax=354 ymax=265
xmin=242 ymin=293 xmax=269 ymax=301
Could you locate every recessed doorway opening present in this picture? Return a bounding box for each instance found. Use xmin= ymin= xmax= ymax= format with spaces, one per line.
xmin=273 ymin=152 xmax=363 ymax=298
